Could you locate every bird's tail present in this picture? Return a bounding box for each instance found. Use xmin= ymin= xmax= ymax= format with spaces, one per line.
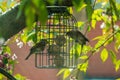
xmin=25 ymin=53 xmax=31 ymax=60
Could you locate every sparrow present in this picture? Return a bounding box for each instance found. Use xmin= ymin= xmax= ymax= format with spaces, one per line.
xmin=66 ymin=29 xmax=89 ymax=45
xmin=53 ymin=54 xmax=64 ymax=67
xmin=66 ymin=29 xmax=89 ymax=57
xmin=25 ymin=39 xmax=48 ymax=60
xmin=48 ymin=44 xmax=60 ymax=55
xmin=54 ymin=35 xmax=66 ymax=47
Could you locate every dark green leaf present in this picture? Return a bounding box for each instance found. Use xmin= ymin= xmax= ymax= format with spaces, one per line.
xmin=2 ymin=58 xmax=8 ymax=64
xmin=72 ymin=0 xmax=86 ymax=12
xmin=84 ymin=0 xmax=93 ymax=21
xmin=32 ymin=0 xmax=48 ymax=25
xmin=25 ymin=5 xmax=35 ymax=29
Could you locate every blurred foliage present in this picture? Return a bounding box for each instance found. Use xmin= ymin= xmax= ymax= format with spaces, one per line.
xmin=0 ymin=0 xmax=120 ymax=80
xmin=0 ymin=0 xmax=29 ymax=80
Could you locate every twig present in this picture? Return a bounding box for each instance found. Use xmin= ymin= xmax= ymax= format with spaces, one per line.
xmin=0 ymin=68 xmax=16 ymax=80
xmin=80 ymin=30 xmax=119 ymax=68
xmin=109 ymin=0 xmax=115 ymax=41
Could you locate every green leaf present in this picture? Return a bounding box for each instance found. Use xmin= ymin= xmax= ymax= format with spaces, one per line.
xmin=25 ymin=5 xmax=35 ymax=29
xmin=77 ymin=21 xmax=84 ymax=28
xmin=79 ymin=55 xmax=88 ymax=59
xmin=14 ymin=74 xmax=26 ymax=80
xmin=26 ymin=30 xmax=37 ymax=43
xmin=78 ymin=62 xmax=88 ymax=72
xmin=116 ymin=78 xmax=120 ymax=80
xmin=74 ymin=43 xmax=81 ymax=58
xmin=63 ymin=69 xmax=70 ymax=80
xmin=84 ymin=0 xmax=93 ymax=21
xmin=94 ymin=39 xmax=105 ymax=49
xmin=2 ymin=46 xmax=11 ymax=54
xmin=100 ymin=48 xmax=108 ymax=62
xmin=92 ymin=35 xmax=103 ymax=40
xmin=115 ymin=60 xmax=120 ymax=71
xmin=17 ymin=0 xmax=29 ymax=19
xmin=2 ymin=58 xmax=8 ymax=64
xmin=109 ymin=0 xmax=119 ymax=19
xmin=0 ymin=73 xmax=4 ymax=79
xmin=91 ymin=20 xmax=96 ymax=29
xmin=72 ymin=0 xmax=86 ymax=12
xmin=32 ymin=0 xmax=48 ymax=25
xmin=21 ymin=33 xmax=27 ymax=43
xmin=57 ymin=69 xmax=65 ymax=76
xmin=109 ymin=50 xmax=117 ymax=64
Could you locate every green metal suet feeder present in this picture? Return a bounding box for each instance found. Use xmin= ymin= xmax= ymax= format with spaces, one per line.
xmin=35 ymin=2 xmax=79 ymax=68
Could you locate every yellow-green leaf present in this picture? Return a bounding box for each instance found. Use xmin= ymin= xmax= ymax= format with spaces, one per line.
xmin=115 ymin=60 xmax=120 ymax=71
xmin=100 ymin=48 xmax=108 ymax=62
xmin=116 ymin=78 xmax=120 ymax=80
xmin=91 ymin=20 xmax=96 ymax=29
xmin=63 ymin=69 xmax=70 ymax=79
xmin=79 ymin=55 xmax=88 ymax=59
xmin=109 ymin=50 xmax=117 ymax=64
xmin=57 ymin=69 xmax=65 ymax=76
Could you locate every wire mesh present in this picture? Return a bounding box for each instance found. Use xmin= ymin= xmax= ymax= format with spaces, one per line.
xmin=35 ymin=6 xmax=78 ymax=68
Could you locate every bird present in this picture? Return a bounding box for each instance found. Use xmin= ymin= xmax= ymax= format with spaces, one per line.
xmin=53 ymin=54 xmax=64 ymax=67
xmin=54 ymin=35 xmax=66 ymax=47
xmin=66 ymin=29 xmax=89 ymax=57
xmin=48 ymin=44 xmax=60 ymax=55
xmin=25 ymin=39 xmax=48 ymax=60
xmin=66 ymin=29 xmax=89 ymax=45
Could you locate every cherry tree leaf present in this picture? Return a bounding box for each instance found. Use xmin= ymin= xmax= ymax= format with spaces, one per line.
xmin=100 ymin=48 xmax=108 ymax=62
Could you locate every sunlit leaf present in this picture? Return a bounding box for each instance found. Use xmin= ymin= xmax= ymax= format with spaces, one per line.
xmin=2 ymin=46 xmax=11 ymax=54
xmin=78 ymin=62 xmax=88 ymax=72
xmin=77 ymin=21 xmax=84 ymax=28
xmin=115 ymin=39 xmax=120 ymax=52
xmin=14 ymin=74 xmax=26 ymax=80
xmin=92 ymin=36 xmax=103 ymax=40
xmin=115 ymin=60 xmax=120 ymax=71
xmin=74 ymin=43 xmax=81 ymax=58
xmin=69 ymin=7 xmax=73 ymax=14
xmin=57 ymin=69 xmax=66 ymax=76
xmin=79 ymin=55 xmax=88 ymax=59
xmin=72 ymin=0 xmax=86 ymax=12
xmin=21 ymin=33 xmax=27 ymax=43
xmin=0 ymin=73 xmax=4 ymax=79
xmin=94 ymin=39 xmax=105 ymax=49
xmin=100 ymin=48 xmax=108 ymax=62
xmin=82 ymin=45 xmax=91 ymax=54
xmin=91 ymin=20 xmax=96 ymax=29
xmin=109 ymin=50 xmax=117 ymax=64
xmin=63 ymin=69 xmax=70 ymax=79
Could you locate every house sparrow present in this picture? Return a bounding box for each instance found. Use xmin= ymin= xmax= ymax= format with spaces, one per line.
xmin=66 ymin=29 xmax=89 ymax=57
xmin=66 ymin=29 xmax=89 ymax=45
xmin=25 ymin=39 xmax=48 ymax=60
xmin=48 ymin=44 xmax=60 ymax=55
xmin=54 ymin=35 xmax=66 ymax=47
xmin=54 ymin=54 xmax=64 ymax=67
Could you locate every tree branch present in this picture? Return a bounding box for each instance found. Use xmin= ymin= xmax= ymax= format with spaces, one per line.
xmin=80 ymin=29 xmax=119 ymax=68
xmin=0 ymin=68 xmax=16 ymax=80
xmin=0 ymin=4 xmax=26 ymax=41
